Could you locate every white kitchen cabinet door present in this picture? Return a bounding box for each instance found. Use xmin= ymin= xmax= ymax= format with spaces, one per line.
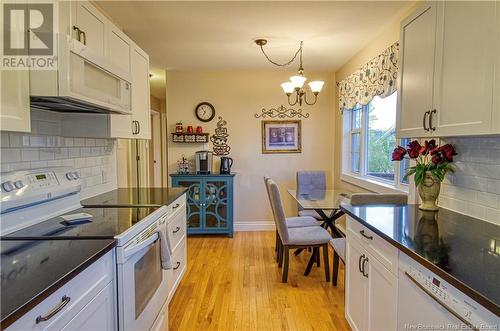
xmin=61 ymin=282 xmax=116 ymax=331
xmin=492 ymin=3 xmax=500 ymax=134
xmin=107 ymin=26 xmax=131 ymax=79
xmin=432 ymin=1 xmax=496 ymax=136
xmin=365 ymin=253 xmax=398 ymax=331
xmin=110 ymin=113 xmax=134 ymax=138
xmin=131 ymin=46 xmax=151 ymax=139
xmin=397 ymin=3 xmax=437 ymax=138
xmin=71 ymin=1 xmax=106 ymax=56
xmin=0 ymin=69 xmax=31 ymax=133
xmin=345 ymin=238 xmax=368 ymax=331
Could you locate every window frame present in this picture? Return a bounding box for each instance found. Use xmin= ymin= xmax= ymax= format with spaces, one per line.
xmin=341 ymin=94 xmax=408 ymax=193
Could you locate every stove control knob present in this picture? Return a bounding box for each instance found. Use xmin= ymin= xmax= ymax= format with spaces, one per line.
xmin=14 ymin=180 xmax=24 ymax=189
xmin=2 ymin=181 xmax=15 ymax=192
xmin=72 ymin=172 xmax=80 ymax=179
xmin=66 ymin=173 xmax=74 ymax=180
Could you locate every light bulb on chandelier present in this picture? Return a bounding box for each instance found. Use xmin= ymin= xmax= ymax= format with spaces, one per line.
xmin=255 ymin=38 xmax=324 ymax=106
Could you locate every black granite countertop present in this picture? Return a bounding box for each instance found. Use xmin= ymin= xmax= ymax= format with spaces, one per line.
xmin=0 ymin=239 xmax=116 ymax=329
xmin=81 ymin=187 xmax=187 ymax=207
xmin=340 ymin=203 xmax=500 ymax=316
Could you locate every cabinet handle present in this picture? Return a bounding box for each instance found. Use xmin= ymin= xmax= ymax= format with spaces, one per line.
xmin=360 ymin=230 xmax=373 ymax=240
xmin=80 ymin=30 xmax=86 ymax=45
xmin=429 ymin=109 xmax=437 ymax=131
xmin=404 ymin=272 xmax=477 ymax=330
xmin=72 ymin=26 xmax=81 ymax=41
xmin=173 ymin=203 xmax=180 ymax=209
xmin=423 ymin=111 xmax=430 ymax=131
xmin=358 ymin=254 xmax=365 ymax=273
xmin=173 ymin=226 xmax=181 ymax=233
xmin=173 ymin=261 xmax=181 ymax=270
xmin=36 ymin=295 xmax=71 ymax=324
xmin=137 ymin=121 xmax=141 ymax=134
xmin=362 ymin=257 xmax=368 ymax=278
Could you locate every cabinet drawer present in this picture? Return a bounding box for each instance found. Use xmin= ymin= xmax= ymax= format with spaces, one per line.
xmin=167 ymin=207 xmax=187 ymax=251
xmin=165 ymin=194 xmax=186 ymax=215
xmin=347 ymin=216 xmax=398 ymax=275
xmin=167 ymin=239 xmax=187 ymax=303
xmin=7 ymin=251 xmax=114 ymax=331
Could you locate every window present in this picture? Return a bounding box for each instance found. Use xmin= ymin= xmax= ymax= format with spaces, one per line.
xmin=342 ymin=92 xmax=408 ymax=190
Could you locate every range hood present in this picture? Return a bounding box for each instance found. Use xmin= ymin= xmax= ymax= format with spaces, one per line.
xmin=30 ymin=96 xmax=121 ymax=114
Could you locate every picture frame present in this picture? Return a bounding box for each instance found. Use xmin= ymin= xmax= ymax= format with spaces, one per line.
xmin=261 ymin=120 xmax=302 ymax=154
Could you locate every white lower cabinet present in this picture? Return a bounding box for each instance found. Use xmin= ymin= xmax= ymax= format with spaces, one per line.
xmin=7 ymin=250 xmax=116 ymax=331
xmin=166 ymin=199 xmax=187 ymax=303
xmin=346 ymin=225 xmax=398 ymax=331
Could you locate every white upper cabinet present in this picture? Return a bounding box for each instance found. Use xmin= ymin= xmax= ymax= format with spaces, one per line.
xmin=71 ymin=2 xmax=106 ymax=56
xmin=107 ymin=27 xmax=131 ymax=78
xmin=432 ymin=1 xmax=496 ymax=136
xmin=397 ymin=1 xmax=499 ymax=137
xmin=493 ymin=3 xmax=500 ymax=133
xmin=397 ymin=3 xmax=437 ymax=138
xmin=0 ymin=70 xmax=31 ymax=133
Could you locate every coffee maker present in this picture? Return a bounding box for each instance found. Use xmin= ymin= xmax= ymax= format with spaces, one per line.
xmin=195 ymin=151 xmax=213 ymax=174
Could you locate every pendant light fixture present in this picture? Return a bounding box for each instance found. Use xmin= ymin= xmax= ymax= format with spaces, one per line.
xmin=255 ymin=39 xmax=324 ymax=106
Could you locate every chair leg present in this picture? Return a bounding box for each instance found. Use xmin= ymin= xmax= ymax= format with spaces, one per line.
xmin=316 ymin=249 xmax=321 ymax=267
xmin=323 ymin=244 xmax=330 ymax=282
xmin=275 ymin=230 xmax=278 ymax=252
xmin=278 ymin=241 xmax=283 ymax=267
xmin=282 ymin=246 xmax=289 ymax=283
xmin=332 ymin=251 xmax=340 ymax=286
xmin=304 ymin=247 xmax=317 ymax=276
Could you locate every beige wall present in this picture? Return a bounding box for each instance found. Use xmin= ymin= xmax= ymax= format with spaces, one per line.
xmin=166 ymin=71 xmax=335 ymax=223
xmin=333 ymin=2 xmax=422 ymax=192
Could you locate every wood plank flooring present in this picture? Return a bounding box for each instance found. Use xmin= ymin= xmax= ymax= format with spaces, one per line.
xmin=168 ymin=232 xmax=351 ymax=331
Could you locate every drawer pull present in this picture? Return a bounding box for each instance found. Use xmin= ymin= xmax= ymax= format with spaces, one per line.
xmin=360 ymin=230 xmax=373 ymax=240
xmin=173 ymin=261 xmax=181 ymax=270
xmin=173 ymin=203 xmax=180 ymax=209
xmin=173 ymin=226 xmax=181 ymax=233
xmin=36 ymin=295 xmax=71 ymax=324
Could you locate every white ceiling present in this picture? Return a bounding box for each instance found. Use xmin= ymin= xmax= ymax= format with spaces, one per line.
xmin=96 ymin=1 xmax=414 ymax=73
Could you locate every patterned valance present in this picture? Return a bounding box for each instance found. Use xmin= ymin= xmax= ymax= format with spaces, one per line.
xmin=338 ymin=42 xmax=399 ymax=111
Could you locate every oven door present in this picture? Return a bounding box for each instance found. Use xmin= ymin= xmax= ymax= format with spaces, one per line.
xmin=117 ymin=230 xmax=169 ymax=331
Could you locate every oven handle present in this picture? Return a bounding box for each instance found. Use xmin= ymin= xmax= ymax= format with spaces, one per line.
xmin=123 ymin=232 xmax=159 ymax=260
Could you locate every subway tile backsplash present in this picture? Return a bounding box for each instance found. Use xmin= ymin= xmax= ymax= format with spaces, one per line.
xmin=439 ymin=137 xmax=500 ymax=225
xmin=0 ymin=132 xmax=117 ymax=198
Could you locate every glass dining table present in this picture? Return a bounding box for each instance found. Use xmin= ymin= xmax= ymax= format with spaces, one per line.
xmin=287 ymin=189 xmax=351 ymax=237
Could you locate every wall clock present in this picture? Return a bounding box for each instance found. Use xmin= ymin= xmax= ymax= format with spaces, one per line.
xmin=195 ymin=102 xmax=216 ymax=122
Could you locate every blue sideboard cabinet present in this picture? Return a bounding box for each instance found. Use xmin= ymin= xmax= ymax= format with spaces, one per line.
xmin=170 ymin=173 xmax=235 ymax=237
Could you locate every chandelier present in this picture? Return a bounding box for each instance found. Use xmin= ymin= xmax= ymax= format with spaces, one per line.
xmin=255 ymin=39 xmax=324 ymax=106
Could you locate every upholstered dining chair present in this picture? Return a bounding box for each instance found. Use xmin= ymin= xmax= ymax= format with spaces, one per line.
xmin=330 ymin=192 xmax=407 ymax=286
xmin=264 ymin=177 xmax=319 ymax=263
xmin=267 ymin=179 xmax=332 ymax=283
xmin=296 ymin=171 xmax=327 ymax=220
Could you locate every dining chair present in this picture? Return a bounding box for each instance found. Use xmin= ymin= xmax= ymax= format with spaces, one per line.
xmin=296 ymin=171 xmax=327 ymax=220
xmin=330 ymin=192 xmax=408 ymax=286
xmin=267 ymin=179 xmax=332 ymax=283
xmin=263 ymin=177 xmax=319 ymax=263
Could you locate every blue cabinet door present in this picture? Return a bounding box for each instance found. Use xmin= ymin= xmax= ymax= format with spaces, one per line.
xmin=204 ymin=179 xmax=231 ymax=234
xmin=171 ymin=178 xmax=203 ymax=232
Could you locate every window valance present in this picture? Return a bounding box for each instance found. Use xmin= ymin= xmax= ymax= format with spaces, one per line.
xmin=338 ymin=42 xmax=399 ymax=111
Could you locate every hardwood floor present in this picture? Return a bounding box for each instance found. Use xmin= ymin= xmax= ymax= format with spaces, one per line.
xmin=168 ymin=231 xmax=351 ymax=331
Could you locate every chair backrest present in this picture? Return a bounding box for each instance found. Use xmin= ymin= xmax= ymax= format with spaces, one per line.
xmin=267 ymin=179 xmax=289 ymax=243
xmin=263 ymin=176 xmax=274 ymax=214
xmin=296 ymin=171 xmax=326 ymax=210
xmin=349 ymin=193 xmax=407 ymax=206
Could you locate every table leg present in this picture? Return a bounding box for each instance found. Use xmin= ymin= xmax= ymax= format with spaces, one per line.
xmin=315 ymin=209 xmax=345 ymax=238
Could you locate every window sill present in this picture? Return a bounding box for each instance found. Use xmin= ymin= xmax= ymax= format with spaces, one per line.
xmin=341 ymin=173 xmax=408 ymax=194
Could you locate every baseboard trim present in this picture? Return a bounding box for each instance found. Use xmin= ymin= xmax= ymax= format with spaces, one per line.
xmin=234 ymin=220 xmax=275 ymax=232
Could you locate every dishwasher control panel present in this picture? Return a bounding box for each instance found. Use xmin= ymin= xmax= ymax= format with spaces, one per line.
xmin=400 ymin=253 xmax=498 ymax=329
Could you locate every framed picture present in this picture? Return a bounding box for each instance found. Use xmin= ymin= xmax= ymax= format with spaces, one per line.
xmin=261 ymin=120 xmax=302 ymax=154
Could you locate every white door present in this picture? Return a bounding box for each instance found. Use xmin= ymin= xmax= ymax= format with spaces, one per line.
xmin=151 ymin=111 xmax=163 ymax=187
xmin=131 ymin=47 xmax=151 ymax=139
xmin=345 ymin=238 xmax=368 ymax=331
xmin=432 ymin=1 xmax=496 ymax=136
xmin=61 ymin=282 xmax=116 ymax=331
xmin=72 ymin=1 xmax=106 ymax=56
xmin=366 ymin=254 xmax=398 ymax=331
xmin=397 ymin=3 xmax=437 ymax=138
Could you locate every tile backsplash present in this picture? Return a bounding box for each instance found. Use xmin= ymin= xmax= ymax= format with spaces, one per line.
xmin=0 ymin=132 xmax=117 ymax=198
xmin=438 ymin=137 xmax=500 ymax=225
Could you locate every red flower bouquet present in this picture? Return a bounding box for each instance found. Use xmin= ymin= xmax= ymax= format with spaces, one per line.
xmin=392 ymin=139 xmax=456 ymax=186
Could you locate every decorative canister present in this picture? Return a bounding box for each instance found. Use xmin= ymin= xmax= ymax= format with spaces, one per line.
xmin=175 ymin=122 xmax=183 ymax=133
xmin=186 ymin=126 xmax=194 ymax=134
xmin=196 ymin=126 xmax=203 ymax=134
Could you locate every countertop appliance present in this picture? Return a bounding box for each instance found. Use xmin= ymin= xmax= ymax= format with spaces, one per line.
xmin=398 ymin=253 xmax=498 ymax=330
xmin=195 ymin=151 xmax=213 ymax=174
xmin=30 ymin=34 xmax=131 ymax=114
xmin=0 ymin=168 xmax=171 ymax=331
xmin=219 ymin=156 xmax=233 ymax=174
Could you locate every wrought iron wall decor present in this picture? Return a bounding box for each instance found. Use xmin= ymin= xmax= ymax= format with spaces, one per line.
xmin=210 ymin=116 xmax=231 ymax=156
xmin=254 ymin=105 xmax=310 ymax=119
xmin=338 ymin=42 xmax=399 ymax=112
